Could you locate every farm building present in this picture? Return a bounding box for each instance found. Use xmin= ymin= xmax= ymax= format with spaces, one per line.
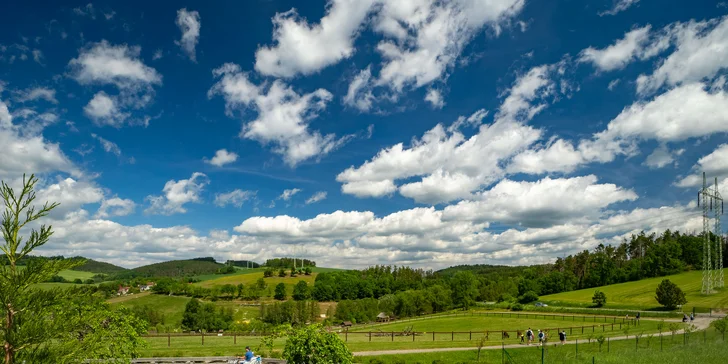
xmin=376 ymin=312 xmax=391 ymax=322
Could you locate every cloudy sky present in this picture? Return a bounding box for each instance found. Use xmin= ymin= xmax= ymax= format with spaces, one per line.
xmin=1 ymin=0 xmax=727 ymax=269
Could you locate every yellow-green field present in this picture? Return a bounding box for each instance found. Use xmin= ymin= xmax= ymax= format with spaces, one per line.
xmin=57 ymin=269 xmax=96 ymax=281
xmin=194 ymin=271 xmax=317 ymax=296
xmin=541 ymin=268 xmax=728 ymax=310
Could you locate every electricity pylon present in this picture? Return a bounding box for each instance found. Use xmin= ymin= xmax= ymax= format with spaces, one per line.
xmin=714 ymin=177 xmax=724 ymax=289
xmin=700 ymin=173 xmax=713 ymax=294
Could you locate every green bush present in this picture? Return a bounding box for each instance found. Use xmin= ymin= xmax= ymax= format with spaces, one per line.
xmin=511 ymin=303 xmax=524 ymax=311
xmin=518 ymin=290 xmax=539 ymax=304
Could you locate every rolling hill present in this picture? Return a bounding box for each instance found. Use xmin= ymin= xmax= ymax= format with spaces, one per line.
xmin=541 ymin=268 xmax=728 ymax=310
xmin=70 ymin=258 xmax=128 ymax=274
xmin=126 ymin=259 xmax=225 ymax=278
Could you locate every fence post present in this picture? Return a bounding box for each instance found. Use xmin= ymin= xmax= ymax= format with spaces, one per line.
xmin=470 ymin=331 xmax=472 ymax=340
xmin=635 ymin=336 xmax=638 ymax=351
xmin=541 ymin=345 xmax=545 ymax=364
xmin=168 ymin=333 xmax=170 ymax=347
xmin=660 ymin=333 xmax=662 ymax=351
xmin=452 ymin=331 xmax=454 ymax=341
xmin=413 ymin=332 xmax=415 ymax=342
xmin=502 ymin=343 xmax=505 ymax=364
xmin=345 ymin=331 xmax=348 ymax=342
xmin=433 ymin=331 xmax=435 ymax=341
xmin=369 ymin=332 xmax=371 ymax=342
xmin=202 ymin=332 xmax=204 ymax=346
xmin=608 ymin=337 xmax=610 ymax=352
xmin=392 ymin=332 xmax=394 ymax=342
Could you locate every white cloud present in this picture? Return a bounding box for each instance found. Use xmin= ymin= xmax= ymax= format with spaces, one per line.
xmin=214 ymin=189 xmax=256 ymax=208
xmin=175 ymin=8 xmax=201 ymax=62
xmin=643 ymin=144 xmax=681 ymax=169
xmin=442 ymin=175 xmax=637 ymax=228
xmin=32 ymin=49 xmax=43 ymax=64
xmin=599 ymin=0 xmax=639 ymax=16
xmin=578 ymin=25 xmax=663 ymax=72
xmin=608 ymin=79 xmax=620 ymax=90
xmin=91 ymin=133 xmax=122 ymax=157
xmin=371 ymin=0 xmax=526 ymax=93
xmin=69 ymin=40 xmax=161 ymax=87
xmin=95 ymin=197 xmax=136 ymax=218
xmin=204 ymin=149 xmax=238 ymax=167
xmin=510 ymin=82 xmax=728 ymax=175
xmin=144 ymin=172 xmax=209 ymax=215
xmin=83 ymin=91 xmax=128 ymax=127
xmin=14 ymin=87 xmax=57 ymax=104
xmin=637 ymin=16 xmax=728 ymax=95
xmin=255 ymin=0 xmax=377 ymax=77
xmin=0 ymin=99 xmax=78 ymax=180
xmin=278 ymin=188 xmax=301 ymax=201
xmin=69 ymin=40 xmax=162 ymax=127
xmin=305 ymin=191 xmax=327 ymax=204
xmin=209 ymin=63 xmax=350 ymax=166
xmin=676 ymin=144 xmax=728 ymax=187
xmin=73 ymin=3 xmax=96 ymax=19
xmin=152 ymin=49 xmax=163 ymax=60
xmin=36 ymin=178 xmax=104 ymax=215
xmin=343 ymin=66 xmax=375 ymax=112
xmin=425 ymin=89 xmax=445 ymax=109
xmin=338 ymin=65 xmax=560 ymax=204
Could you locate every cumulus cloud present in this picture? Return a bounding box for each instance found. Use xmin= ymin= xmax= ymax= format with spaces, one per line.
xmin=214 ymin=189 xmax=256 ymax=208
xmin=343 ymin=66 xmax=375 ymax=112
xmin=69 ymin=40 xmax=162 ymax=127
xmin=209 ymin=63 xmax=350 ymax=166
xmin=337 ymin=64 xmax=562 ymax=204
xmin=578 ymin=25 xmax=667 ymax=72
xmin=637 ymin=16 xmax=728 ymax=95
xmin=144 ymin=172 xmax=209 ymax=215
xmin=255 ymin=0 xmax=377 ymax=77
xmin=676 ymin=144 xmax=728 ymax=187
xmin=305 ymin=191 xmax=327 ymax=204
xmin=643 ymin=145 xmax=682 ymax=169
xmin=509 ymin=82 xmax=728 ymax=175
xmin=204 ymin=149 xmax=238 ymax=167
xmin=425 ymin=89 xmax=445 ymax=109
xmin=0 ymin=99 xmax=78 ymax=180
xmin=278 ymin=188 xmax=301 ymax=201
xmin=95 ymin=197 xmax=136 ymax=218
xmin=599 ymin=0 xmax=640 ymax=16
xmin=176 ymin=8 xmax=201 ymax=62
xmin=36 ymin=178 xmax=104 ymax=216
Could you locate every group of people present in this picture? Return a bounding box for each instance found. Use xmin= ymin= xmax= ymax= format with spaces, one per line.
xmin=519 ymin=328 xmax=568 ymax=346
xmin=682 ymin=312 xmax=695 ymax=323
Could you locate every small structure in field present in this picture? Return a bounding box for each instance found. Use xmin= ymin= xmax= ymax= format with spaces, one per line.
xmin=341 ymin=321 xmax=353 ymax=328
xmin=376 ymin=312 xmax=391 ymax=322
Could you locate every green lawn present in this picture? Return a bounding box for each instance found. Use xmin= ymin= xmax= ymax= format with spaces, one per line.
xmin=138 ymin=313 xmax=672 ymax=357
xmin=194 ymin=271 xmax=317 ymax=297
xmin=357 ymin=328 xmax=728 ymax=363
xmin=541 ymin=268 xmax=728 ymax=310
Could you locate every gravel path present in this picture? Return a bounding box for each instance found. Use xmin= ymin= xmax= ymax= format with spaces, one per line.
xmin=351 ymin=317 xmax=714 ymax=356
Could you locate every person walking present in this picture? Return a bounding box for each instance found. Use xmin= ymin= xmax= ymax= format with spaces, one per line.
xmin=538 ymin=330 xmax=544 ymax=346
xmin=559 ymin=330 xmax=565 ymax=345
xmin=690 ymin=312 xmax=694 ymax=322
xmin=526 ymin=328 xmax=533 ymax=345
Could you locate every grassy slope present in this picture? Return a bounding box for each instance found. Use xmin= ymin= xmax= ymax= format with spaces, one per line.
xmin=108 ymin=293 xmax=260 ymax=328
xmin=57 ymin=269 xmax=96 ymax=281
xmin=194 ymin=271 xmax=318 ymax=296
xmin=541 ymin=268 xmax=728 ymax=310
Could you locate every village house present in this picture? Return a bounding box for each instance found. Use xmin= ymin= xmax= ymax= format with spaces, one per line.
xmin=139 ymin=282 xmax=156 ymax=291
xmin=117 ymin=286 xmax=130 ymax=295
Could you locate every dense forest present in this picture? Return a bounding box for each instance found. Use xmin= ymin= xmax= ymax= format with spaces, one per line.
xmin=69 ymin=257 xmax=128 ymax=274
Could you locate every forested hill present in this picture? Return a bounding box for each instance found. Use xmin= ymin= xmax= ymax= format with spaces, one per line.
xmin=437 ymin=264 xmax=534 ymax=277
xmin=69 ymin=257 xmax=128 ymax=274
xmin=124 ymin=259 xmax=224 ymax=278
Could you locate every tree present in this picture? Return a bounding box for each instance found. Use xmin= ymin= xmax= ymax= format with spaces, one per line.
xmin=518 ymin=290 xmax=539 ymax=304
xmin=592 ymin=290 xmax=607 ymax=307
xmin=255 ymin=277 xmax=267 ymax=291
xmin=283 ymin=324 xmax=353 ymax=364
xmin=655 ymin=279 xmax=687 ymax=309
xmin=711 ymin=316 xmax=728 ymax=339
xmin=0 ymin=174 xmax=147 ymax=363
xmin=450 ymin=271 xmax=478 ymax=310
xmin=292 ymin=281 xmax=310 ymax=301
xmin=182 ymin=298 xmax=201 ymax=331
xmin=274 ymin=283 xmax=287 ymax=300
xmin=278 ymin=269 xmax=287 ymax=277
xmin=263 ymin=268 xmax=274 ymax=278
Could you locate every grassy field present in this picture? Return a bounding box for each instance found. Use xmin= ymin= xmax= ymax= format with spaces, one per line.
xmin=57 ymin=269 xmax=96 ymax=281
xmin=108 ymin=293 xmax=261 ymax=328
xmin=194 ymin=271 xmax=318 ymax=296
xmin=541 ymin=268 xmax=728 ymax=310
xmin=357 ymin=327 xmax=727 ymax=363
xmin=138 ymin=313 xmax=673 ymax=357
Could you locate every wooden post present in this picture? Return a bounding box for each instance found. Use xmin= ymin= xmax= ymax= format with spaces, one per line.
xmin=470 ymin=331 xmax=472 ymax=340
xmin=234 ymin=333 xmax=236 ymax=344
xmin=369 ymin=332 xmax=371 ymax=342
xmin=392 ymin=332 xmax=394 ymax=342
xmin=345 ymin=331 xmax=348 ymax=342
xmin=202 ymin=333 xmax=204 ymax=346
xmin=452 ymin=331 xmax=454 ymax=341
xmin=413 ymin=332 xmax=415 ymax=342
xmin=433 ymin=331 xmax=435 ymax=341
xmin=168 ymin=333 xmax=170 ymax=347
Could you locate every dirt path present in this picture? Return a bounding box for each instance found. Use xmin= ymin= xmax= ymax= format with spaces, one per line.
xmin=351 ymin=317 xmax=715 ymax=357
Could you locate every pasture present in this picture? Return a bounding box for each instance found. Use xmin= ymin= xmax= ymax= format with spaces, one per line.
xmin=194 ymin=271 xmax=318 ymax=296
xmin=136 ymin=312 xmax=674 ymax=357
xmin=541 ymin=268 xmax=728 ymax=310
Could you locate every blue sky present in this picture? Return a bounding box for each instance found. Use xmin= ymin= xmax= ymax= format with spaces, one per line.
xmin=1 ymin=0 xmax=727 ymax=269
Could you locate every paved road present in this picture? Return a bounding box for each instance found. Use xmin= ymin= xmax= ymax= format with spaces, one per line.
xmin=351 ymin=317 xmax=714 ymax=356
